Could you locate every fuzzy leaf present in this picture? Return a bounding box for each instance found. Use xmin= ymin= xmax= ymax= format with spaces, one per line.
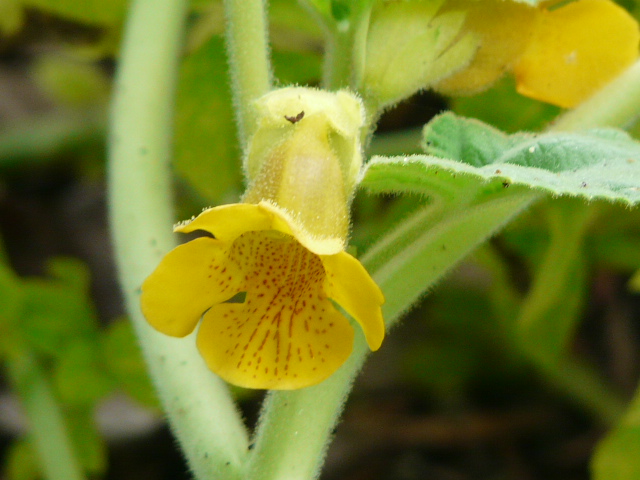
xmin=363 ymin=113 xmax=640 ymax=205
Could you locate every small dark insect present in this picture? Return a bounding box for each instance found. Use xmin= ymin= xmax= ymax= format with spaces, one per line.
xmin=284 ymin=111 xmax=305 ymax=124
xmin=502 ymin=181 xmax=510 ymax=188
xmin=581 ymin=182 xmax=588 ymax=187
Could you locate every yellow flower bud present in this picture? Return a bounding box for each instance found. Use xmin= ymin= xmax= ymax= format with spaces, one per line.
xmin=363 ymin=0 xmax=478 ymax=109
xmin=243 ymin=87 xmax=365 ymax=252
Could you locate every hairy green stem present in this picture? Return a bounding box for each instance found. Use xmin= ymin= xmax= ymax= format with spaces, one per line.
xmin=322 ymin=5 xmax=372 ymax=91
xmin=108 ymin=0 xmax=248 ymax=479
xmin=551 ymin=59 xmax=640 ymax=132
xmin=223 ymin=0 xmax=272 ymax=150
xmin=7 ymin=352 xmax=85 ymax=480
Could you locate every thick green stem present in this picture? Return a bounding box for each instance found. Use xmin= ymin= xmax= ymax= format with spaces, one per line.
xmin=223 ymin=0 xmax=272 ymax=151
xmin=7 ymin=352 xmax=85 ymax=480
xmin=107 ymin=0 xmax=248 ymax=479
xmin=551 ymin=59 xmax=640 ymax=132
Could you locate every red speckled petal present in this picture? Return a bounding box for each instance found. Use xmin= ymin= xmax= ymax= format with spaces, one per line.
xmin=195 ymin=231 xmax=354 ymax=389
xmin=175 ymin=202 xmax=344 ymax=256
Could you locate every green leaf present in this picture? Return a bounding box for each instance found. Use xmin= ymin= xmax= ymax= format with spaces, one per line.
xmin=364 ymin=113 xmax=640 ymax=205
xmin=592 ymin=387 xmax=640 ymax=479
xmin=0 ymin=0 xmax=24 ymax=36
xmin=101 ymin=319 xmax=159 ymax=409
xmin=272 ymin=50 xmax=322 ymax=85
xmin=20 ymin=259 xmax=98 ymax=357
xmin=31 ymin=56 xmax=110 ymax=108
xmin=3 ymin=439 xmax=39 ymax=480
xmin=21 ymin=0 xmax=128 ymax=26
xmin=0 ymin=260 xmax=25 ymax=357
xmin=66 ymin=408 xmax=108 ymax=475
xmin=45 ymin=257 xmax=91 ymax=293
xmin=174 ymin=36 xmax=242 ymax=203
xmin=53 ymin=340 xmax=112 ymax=406
xmin=270 ymin=0 xmax=324 ymax=44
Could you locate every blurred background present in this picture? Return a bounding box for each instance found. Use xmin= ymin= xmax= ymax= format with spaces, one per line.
xmin=1 ymin=1 xmax=640 ymax=479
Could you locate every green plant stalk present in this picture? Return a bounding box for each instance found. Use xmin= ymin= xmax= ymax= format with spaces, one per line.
xmin=246 ymin=189 xmax=539 ymax=480
xmin=322 ymin=4 xmax=373 ymax=91
xmin=7 ymin=351 xmax=85 ymax=480
xmin=223 ymin=0 xmax=272 ymax=150
xmin=475 ymin=240 xmax=625 ymax=425
xmin=551 ymin=59 xmax=640 ymax=132
xmin=107 ymin=0 xmax=248 ymax=479
xmin=514 ymin=201 xmax=625 ymax=424
xmin=516 ymin=200 xmax=594 ymax=360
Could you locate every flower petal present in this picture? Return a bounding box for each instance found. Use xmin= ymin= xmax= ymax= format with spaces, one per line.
xmin=174 ymin=203 xmax=292 ymax=241
xmin=435 ymin=0 xmax=538 ymax=95
xmin=196 ymin=294 xmax=354 ymax=390
xmin=514 ymin=0 xmax=640 ymax=108
xmin=321 ymin=252 xmax=385 ymax=351
xmin=140 ymin=237 xmax=243 ymax=337
xmin=175 ymin=202 xmax=344 ymax=256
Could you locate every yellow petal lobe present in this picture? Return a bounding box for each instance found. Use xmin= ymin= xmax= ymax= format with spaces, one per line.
xmin=175 ymin=203 xmax=292 ymax=242
xmin=514 ymin=0 xmax=640 ymax=108
xmin=321 ymin=252 xmax=385 ymax=351
xmin=177 ymin=202 xmax=343 ymax=256
xmin=140 ymin=237 xmax=243 ymax=337
xmin=436 ymin=0 xmax=538 ymax=96
xmin=196 ymin=232 xmax=355 ymax=390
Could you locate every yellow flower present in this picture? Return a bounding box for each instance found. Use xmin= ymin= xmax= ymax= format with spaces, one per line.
xmin=434 ymin=0 xmax=538 ymax=96
xmin=514 ymin=0 xmax=640 ymax=108
xmin=432 ymin=0 xmax=639 ymax=107
xmin=140 ymin=88 xmax=385 ymax=390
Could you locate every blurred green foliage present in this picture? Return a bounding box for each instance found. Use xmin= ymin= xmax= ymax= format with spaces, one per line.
xmin=1 ymin=0 xmax=640 ymax=478
xmin=0 ymin=257 xmax=157 ymax=479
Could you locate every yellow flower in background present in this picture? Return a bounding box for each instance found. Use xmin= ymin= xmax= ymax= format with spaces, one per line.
xmin=430 ymin=0 xmax=639 ymax=107
xmin=514 ymin=0 xmax=640 ymax=108
xmin=434 ymin=0 xmax=537 ymax=96
xmin=140 ymin=88 xmax=385 ymax=390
